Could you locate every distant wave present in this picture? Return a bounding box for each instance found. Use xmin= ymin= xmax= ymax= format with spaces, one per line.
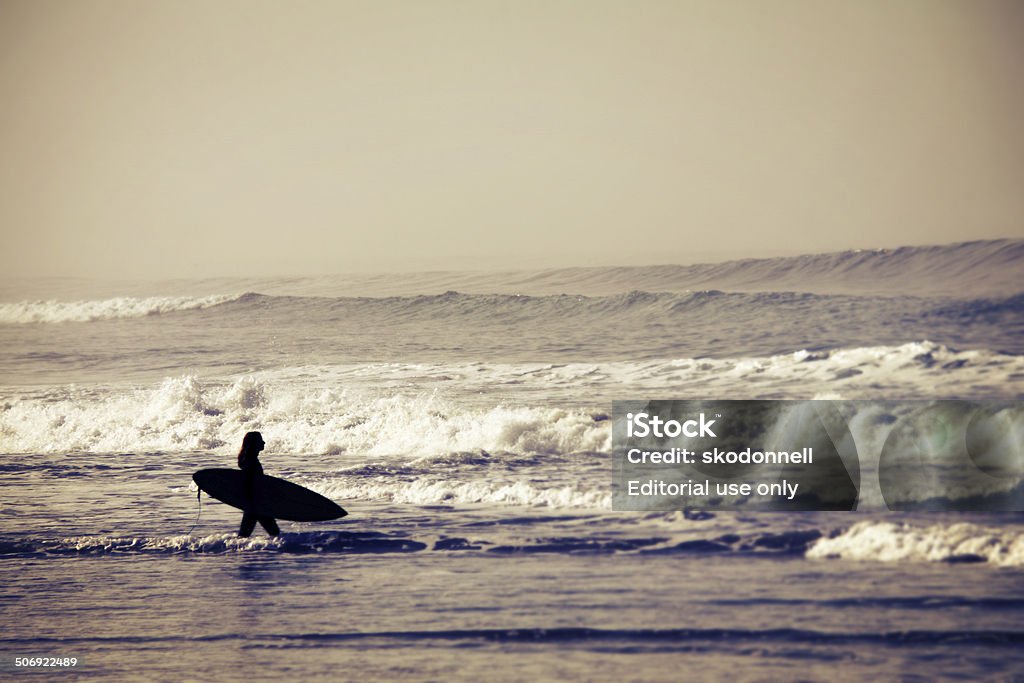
xmin=596 ymin=238 xmax=1024 ymax=298
xmin=225 ymin=238 xmax=1024 ymax=298
xmin=2 ymin=239 xmax=1020 ymax=307
xmin=168 ymin=288 xmax=1024 ymax=324
xmin=0 ymin=293 xmax=246 ymax=323
xmin=13 ymin=286 xmax=1020 ymax=331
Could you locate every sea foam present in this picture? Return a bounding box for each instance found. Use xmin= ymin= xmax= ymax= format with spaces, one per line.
xmin=1 ymin=342 xmax=1019 ymax=455
xmin=0 ymin=374 xmax=611 ymax=456
xmin=807 ymin=520 xmax=1024 ymax=567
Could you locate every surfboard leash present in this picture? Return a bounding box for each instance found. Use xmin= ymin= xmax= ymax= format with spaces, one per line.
xmin=186 ymin=487 xmax=202 ymax=536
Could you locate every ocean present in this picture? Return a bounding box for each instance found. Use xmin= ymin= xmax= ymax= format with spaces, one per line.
xmin=1 ymin=239 xmax=1023 ymax=681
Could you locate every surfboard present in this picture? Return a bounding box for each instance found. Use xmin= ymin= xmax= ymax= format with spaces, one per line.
xmin=192 ymin=468 xmax=347 ymax=522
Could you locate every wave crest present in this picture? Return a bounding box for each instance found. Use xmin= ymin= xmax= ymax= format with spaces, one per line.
xmin=0 ymin=293 xmax=246 ymax=323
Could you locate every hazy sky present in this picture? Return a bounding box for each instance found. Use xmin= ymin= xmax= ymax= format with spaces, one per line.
xmin=1 ymin=0 xmax=1022 ymax=278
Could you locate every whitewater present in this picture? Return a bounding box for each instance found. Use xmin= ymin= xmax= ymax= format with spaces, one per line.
xmin=2 ymin=239 xmax=1023 ymax=681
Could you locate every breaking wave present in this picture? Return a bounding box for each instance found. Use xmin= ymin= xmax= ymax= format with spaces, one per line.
xmin=2 ymin=342 xmax=1020 ymax=455
xmin=0 ymin=374 xmax=611 ymax=456
xmin=1 ymin=342 xmax=1021 ymax=455
xmin=310 ymin=475 xmax=610 ymax=509
xmin=0 ymin=293 xmax=246 ymax=323
xmin=807 ymin=520 xmax=1024 ymax=567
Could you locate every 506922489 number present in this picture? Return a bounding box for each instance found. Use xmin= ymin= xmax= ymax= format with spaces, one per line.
xmin=14 ymin=657 xmax=79 ymax=667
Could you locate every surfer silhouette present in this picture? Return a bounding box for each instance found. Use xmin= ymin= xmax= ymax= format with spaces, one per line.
xmin=237 ymin=431 xmax=281 ymax=537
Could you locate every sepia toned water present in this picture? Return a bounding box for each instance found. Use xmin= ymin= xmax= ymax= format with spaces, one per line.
xmin=2 ymin=240 xmax=1023 ymax=680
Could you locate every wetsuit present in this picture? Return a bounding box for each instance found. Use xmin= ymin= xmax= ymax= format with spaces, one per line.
xmin=238 ymin=450 xmax=280 ymax=537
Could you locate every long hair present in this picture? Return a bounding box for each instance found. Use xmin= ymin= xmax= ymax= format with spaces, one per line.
xmin=238 ymin=431 xmax=264 ymax=468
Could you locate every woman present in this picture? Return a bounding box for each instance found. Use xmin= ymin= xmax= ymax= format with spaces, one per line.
xmin=237 ymin=431 xmax=281 ymax=537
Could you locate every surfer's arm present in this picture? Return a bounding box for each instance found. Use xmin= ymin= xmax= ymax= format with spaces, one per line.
xmin=241 ymin=468 xmax=257 ymax=502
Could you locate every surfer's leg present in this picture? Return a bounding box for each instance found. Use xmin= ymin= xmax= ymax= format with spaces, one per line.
xmin=259 ymin=517 xmax=280 ymax=537
xmin=239 ymin=513 xmax=257 ymax=537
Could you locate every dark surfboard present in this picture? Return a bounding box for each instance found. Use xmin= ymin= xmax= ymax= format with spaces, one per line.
xmin=193 ymin=468 xmax=347 ymax=522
